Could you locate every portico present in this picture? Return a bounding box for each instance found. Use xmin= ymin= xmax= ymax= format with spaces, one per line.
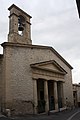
xmin=31 ymin=60 xmax=67 ymax=114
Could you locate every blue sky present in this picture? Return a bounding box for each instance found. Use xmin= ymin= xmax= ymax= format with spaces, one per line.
xmin=0 ymin=0 xmax=80 ymax=83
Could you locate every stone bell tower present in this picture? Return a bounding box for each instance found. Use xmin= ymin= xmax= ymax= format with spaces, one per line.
xmin=8 ymin=4 xmax=32 ymax=44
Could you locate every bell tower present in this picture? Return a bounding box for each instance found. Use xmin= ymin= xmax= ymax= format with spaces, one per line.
xmin=8 ymin=4 xmax=32 ymax=44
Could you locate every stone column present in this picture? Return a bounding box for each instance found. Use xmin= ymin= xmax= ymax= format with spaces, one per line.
xmin=60 ymin=82 xmax=64 ymax=107
xmin=33 ymin=79 xmax=38 ymax=114
xmin=44 ymin=80 xmax=49 ymax=112
xmin=54 ymin=81 xmax=58 ymax=110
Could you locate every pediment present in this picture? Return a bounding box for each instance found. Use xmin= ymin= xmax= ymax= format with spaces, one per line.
xmin=30 ymin=60 xmax=67 ymax=75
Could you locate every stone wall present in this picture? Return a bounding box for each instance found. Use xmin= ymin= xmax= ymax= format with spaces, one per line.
xmin=2 ymin=43 xmax=73 ymax=114
xmin=6 ymin=99 xmax=33 ymax=115
xmin=0 ymin=55 xmax=3 ymax=112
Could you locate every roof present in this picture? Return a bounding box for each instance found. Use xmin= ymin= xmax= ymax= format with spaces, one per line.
xmin=8 ymin=4 xmax=32 ymax=18
xmin=1 ymin=42 xmax=73 ymax=69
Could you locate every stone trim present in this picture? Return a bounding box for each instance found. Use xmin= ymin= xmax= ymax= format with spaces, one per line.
xmin=30 ymin=60 xmax=67 ymax=74
xmin=31 ymin=66 xmax=66 ymax=75
xmin=31 ymin=68 xmax=65 ymax=82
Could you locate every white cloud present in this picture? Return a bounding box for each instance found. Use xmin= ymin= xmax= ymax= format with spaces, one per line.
xmin=0 ymin=0 xmax=80 ymax=83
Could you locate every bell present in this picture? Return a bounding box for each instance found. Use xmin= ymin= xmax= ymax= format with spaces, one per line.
xmin=18 ymin=24 xmax=24 ymax=31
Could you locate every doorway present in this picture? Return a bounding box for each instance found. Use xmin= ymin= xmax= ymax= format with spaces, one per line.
xmin=57 ymin=82 xmax=62 ymax=108
xmin=37 ymin=79 xmax=45 ymax=113
xmin=48 ymin=81 xmax=55 ymax=111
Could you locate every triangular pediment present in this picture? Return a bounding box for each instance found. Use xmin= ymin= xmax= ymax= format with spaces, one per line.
xmin=39 ymin=63 xmax=61 ymax=72
xmin=30 ymin=60 xmax=67 ymax=74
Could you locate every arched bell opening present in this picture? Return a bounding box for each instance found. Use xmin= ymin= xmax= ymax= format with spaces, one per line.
xmin=18 ymin=15 xmax=25 ymax=36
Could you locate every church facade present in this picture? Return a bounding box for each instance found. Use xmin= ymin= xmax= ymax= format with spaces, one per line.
xmin=0 ymin=4 xmax=73 ymax=115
